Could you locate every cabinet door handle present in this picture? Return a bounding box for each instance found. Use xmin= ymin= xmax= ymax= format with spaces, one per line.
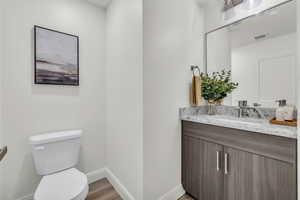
xmin=216 ymin=151 xmax=221 ymax=171
xmin=224 ymin=153 xmax=229 ymax=175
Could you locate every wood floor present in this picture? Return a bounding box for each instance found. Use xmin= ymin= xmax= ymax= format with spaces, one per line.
xmin=87 ymin=178 xmax=194 ymax=200
xmin=87 ymin=178 xmax=122 ymax=200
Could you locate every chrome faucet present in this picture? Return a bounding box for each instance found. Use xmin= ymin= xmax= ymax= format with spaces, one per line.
xmin=249 ymin=103 xmax=266 ymax=119
xmin=237 ymin=101 xmax=266 ymax=119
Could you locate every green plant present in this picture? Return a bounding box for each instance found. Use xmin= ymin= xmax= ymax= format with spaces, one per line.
xmin=200 ymin=69 xmax=238 ymax=102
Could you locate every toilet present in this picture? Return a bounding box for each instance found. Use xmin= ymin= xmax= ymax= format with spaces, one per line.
xmin=29 ymin=130 xmax=89 ymax=200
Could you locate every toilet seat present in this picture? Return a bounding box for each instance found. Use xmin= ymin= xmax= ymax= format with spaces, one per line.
xmin=34 ymin=168 xmax=89 ymax=200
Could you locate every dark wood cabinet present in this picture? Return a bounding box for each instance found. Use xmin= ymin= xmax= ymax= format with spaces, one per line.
xmin=224 ymin=147 xmax=296 ymax=200
xmin=182 ymin=136 xmax=223 ymax=200
xmin=182 ymin=136 xmax=200 ymax=198
xmin=182 ymin=121 xmax=297 ymax=200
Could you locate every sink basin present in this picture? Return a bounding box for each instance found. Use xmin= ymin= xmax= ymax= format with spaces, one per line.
xmin=188 ymin=114 xmax=267 ymax=126
xmin=211 ymin=115 xmax=267 ymax=125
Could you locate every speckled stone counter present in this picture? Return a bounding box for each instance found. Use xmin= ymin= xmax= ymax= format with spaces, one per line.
xmin=180 ymin=106 xmax=297 ymax=139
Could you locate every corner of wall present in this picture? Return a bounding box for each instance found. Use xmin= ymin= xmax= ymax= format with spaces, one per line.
xmin=105 ymin=168 xmax=136 ymax=200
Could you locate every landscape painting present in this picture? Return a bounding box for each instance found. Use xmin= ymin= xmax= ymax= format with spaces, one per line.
xmin=34 ymin=26 xmax=79 ymax=85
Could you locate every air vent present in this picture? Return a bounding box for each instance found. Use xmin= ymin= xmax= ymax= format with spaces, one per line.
xmin=254 ymin=34 xmax=268 ymax=40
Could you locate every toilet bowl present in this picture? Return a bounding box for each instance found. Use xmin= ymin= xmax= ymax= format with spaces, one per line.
xmin=34 ymin=168 xmax=88 ymax=200
xmin=29 ymin=130 xmax=88 ymax=200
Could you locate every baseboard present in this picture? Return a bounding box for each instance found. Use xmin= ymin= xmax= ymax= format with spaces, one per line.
xmin=105 ymin=168 xmax=135 ymax=200
xmin=158 ymin=184 xmax=185 ymax=200
xmin=86 ymin=167 xmax=107 ymax=184
xmin=86 ymin=167 xmax=135 ymax=200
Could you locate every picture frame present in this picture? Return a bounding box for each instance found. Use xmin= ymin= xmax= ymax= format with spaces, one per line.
xmin=34 ymin=25 xmax=79 ymax=86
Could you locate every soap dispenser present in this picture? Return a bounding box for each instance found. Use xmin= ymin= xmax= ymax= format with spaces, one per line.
xmin=275 ymin=99 xmax=287 ymax=121
xmin=284 ymin=104 xmax=296 ymax=121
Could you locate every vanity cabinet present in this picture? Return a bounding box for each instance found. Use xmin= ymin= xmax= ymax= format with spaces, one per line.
xmin=182 ymin=121 xmax=297 ymax=200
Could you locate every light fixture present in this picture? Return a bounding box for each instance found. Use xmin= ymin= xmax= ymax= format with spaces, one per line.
xmin=241 ymin=0 xmax=263 ymax=10
xmin=223 ymin=0 xmax=243 ymax=11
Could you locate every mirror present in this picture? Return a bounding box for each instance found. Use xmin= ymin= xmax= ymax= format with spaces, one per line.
xmin=206 ymin=1 xmax=297 ymax=108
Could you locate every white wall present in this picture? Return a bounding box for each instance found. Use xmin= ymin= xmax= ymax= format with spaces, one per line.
xmin=105 ymin=0 xmax=143 ymax=199
xmin=1 ymin=0 xmax=106 ymax=199
xmin=232 ymin=33 xmax=297 ymax=107
xmin=0 ymin=0 xmax=4 ymax=198
xmin=143 ymin=0 xmax=204 ymax=199
xmin=203 ymin=0 xmax=224 ymax=32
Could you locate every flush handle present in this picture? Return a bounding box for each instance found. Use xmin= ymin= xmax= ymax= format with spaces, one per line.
xmin=0 ymin=146 xmax=7 ymax=162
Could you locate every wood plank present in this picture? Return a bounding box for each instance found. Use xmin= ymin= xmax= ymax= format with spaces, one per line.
xmin=269 ymin=118 xmax=297 ymax=127
xmin=87 ymin=178 xmax=122 ymax=200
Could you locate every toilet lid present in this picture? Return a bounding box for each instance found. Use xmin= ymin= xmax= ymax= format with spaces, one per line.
xmin=35 ymin=168 xmax=88 ymax=200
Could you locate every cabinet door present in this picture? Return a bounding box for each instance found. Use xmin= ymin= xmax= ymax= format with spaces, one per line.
xmin=200 ymin=140 xmax=224 ymax=200
xmin=224 ymin=147 xmax=296 ymax=200
xmin=182 ymin=136 xmax=200 ymax=198
xmin=182 ymin=136 xmax=223 ymax=200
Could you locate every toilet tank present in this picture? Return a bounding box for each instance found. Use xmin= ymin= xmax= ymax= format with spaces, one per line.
xmin=29 ymin=130 xmax=82 ymax=175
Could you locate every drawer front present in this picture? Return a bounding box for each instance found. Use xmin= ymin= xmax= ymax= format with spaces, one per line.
xmin=182 ymin=120 xmax=296 ymax=164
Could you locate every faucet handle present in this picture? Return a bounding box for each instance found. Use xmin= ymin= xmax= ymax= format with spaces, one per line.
xmin=238 ymin=100 xmax=247 ymax=107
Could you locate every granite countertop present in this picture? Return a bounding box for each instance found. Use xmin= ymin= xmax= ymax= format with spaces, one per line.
xmin=180 ymin=108 xmax=297 ymax=139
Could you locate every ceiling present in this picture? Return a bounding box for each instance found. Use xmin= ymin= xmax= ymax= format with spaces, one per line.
xmin=227 ymin=1 xmax=296 ymax=48
xmin=86 ymin=0 xmax=111 ymax=7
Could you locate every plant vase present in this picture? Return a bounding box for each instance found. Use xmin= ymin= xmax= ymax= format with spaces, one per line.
xmin=207 ymin=100 xmax=222 ymax=115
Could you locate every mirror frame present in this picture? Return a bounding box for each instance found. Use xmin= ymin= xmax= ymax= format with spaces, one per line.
xmin=204 ymin=0 xmax=294 ymax=73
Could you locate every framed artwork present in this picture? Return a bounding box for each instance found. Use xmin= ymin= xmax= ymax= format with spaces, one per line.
xmin=34 ymin=26 xmax=79 ymax=86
